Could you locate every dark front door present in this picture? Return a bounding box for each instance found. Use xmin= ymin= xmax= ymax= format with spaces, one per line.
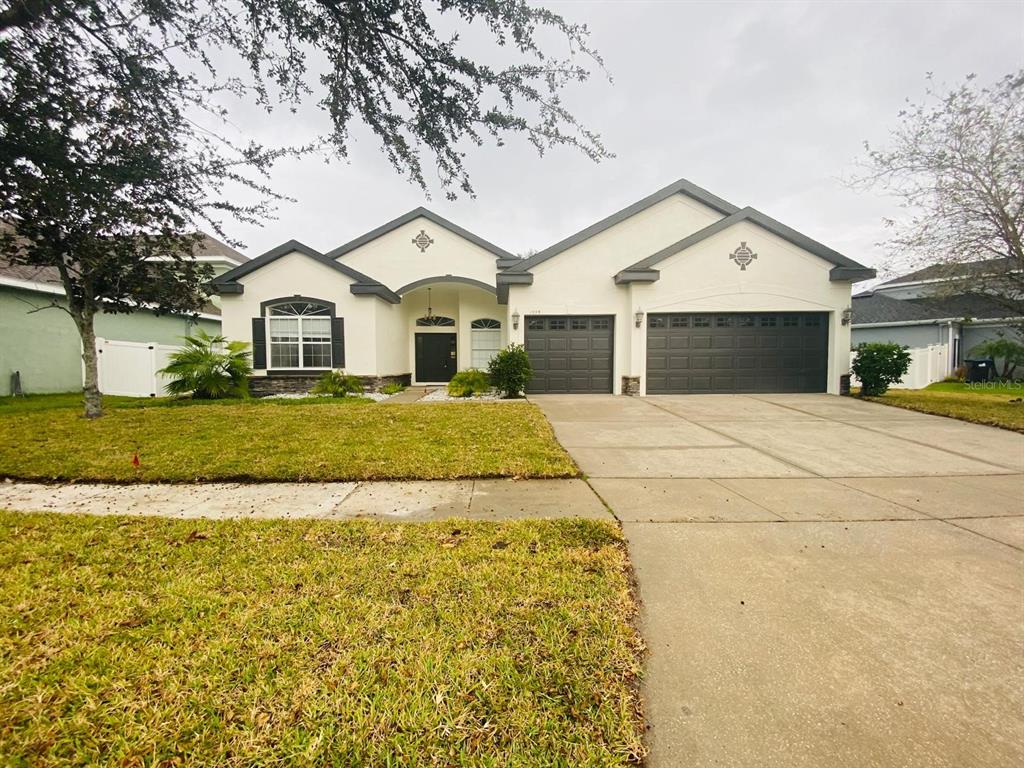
xmin=415 ymin=333 xmax=457 ymax=382
xmin=646 ymin=312 xmax=829 ymax=394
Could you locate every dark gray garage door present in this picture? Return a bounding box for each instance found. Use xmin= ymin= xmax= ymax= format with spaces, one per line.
xmin=525 ymin=315 xmax=614 ymax=393
xmin=646 ymin=312 xmax=828 ymax=394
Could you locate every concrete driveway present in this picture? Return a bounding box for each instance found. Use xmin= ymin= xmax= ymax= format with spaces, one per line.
xmin=531 ymin=393 xmax=1024 ymax=768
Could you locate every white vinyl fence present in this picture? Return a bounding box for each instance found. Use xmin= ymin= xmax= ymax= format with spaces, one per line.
xmin=850 ymin=344 xmax=948 ymax=390
xmin=95 ymin=337 xmax=180 ymax=397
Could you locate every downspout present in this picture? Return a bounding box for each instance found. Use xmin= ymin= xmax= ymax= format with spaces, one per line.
xmin=947 ymin=321 xmax=955 ymax=376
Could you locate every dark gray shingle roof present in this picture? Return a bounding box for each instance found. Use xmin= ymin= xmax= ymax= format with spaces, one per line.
xmin=853 ymin=291 xmax=1022 ymax=324
xmin=879 ymin=257 xmax=1018 ymax=286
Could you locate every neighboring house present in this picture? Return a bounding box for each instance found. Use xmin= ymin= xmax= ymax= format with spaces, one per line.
xmin=0 ymin=235 xmax=246 ymax=396
xmin=852 ymin=258 xmax=1024 ymax=387
xmin=213 ymin=177 xmax=874 ymax=396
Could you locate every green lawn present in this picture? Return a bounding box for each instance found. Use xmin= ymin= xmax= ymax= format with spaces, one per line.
xmin=0 ymin=512 xmax=645 ymax=766
xmin=866 ymin=380 xmax=1024 ymax=432
xmin=0 ymin=392 xmax=372 ymax=413
xmin=0 ymin=398 xmax=577 ymax=482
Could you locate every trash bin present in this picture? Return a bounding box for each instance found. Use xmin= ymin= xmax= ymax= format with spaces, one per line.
xmin=965 ymin=357 xmax=995 ymax=383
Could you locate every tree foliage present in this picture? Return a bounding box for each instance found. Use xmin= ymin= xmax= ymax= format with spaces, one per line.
xmin=853 ymin=71 xmax=1024 ymax=326
xmin=0 ymin=0 xmax=606 ymax=416
xmin=969 ymin=336 xmax=1024 ymax=380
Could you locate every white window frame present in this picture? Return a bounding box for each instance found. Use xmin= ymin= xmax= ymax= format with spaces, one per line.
xmin=266 ymin=303 xmax=333 ymax=370
xmin=470 ymin=318 xmax=502 ymax=369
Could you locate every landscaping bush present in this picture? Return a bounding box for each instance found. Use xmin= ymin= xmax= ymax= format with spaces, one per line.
xmin=160 ymin=330 xmax=251 ymax=399
xmin=380 ymin=382 xmax=406 ymax=395
xmin=488 ymin=344 xmax=532 ymax=398
xmin=447 ymin=368 xmax=492 ymax=397
xmin=311 ymin=370 xmax=364 ymax=397
xmin=970 ymin=337 xmax=1024 ymax=380
xmin=851 ymin=342 xmax=912 ymax=396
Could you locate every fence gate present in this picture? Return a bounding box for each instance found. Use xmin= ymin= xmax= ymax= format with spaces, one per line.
xmin=95 ymin=338 xmax=179 ymax=397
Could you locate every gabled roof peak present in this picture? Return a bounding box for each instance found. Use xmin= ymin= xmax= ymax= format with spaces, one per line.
xmin=505 ymin=176 xmax=741 ymax=274
xmin=614 ymin=206 xmax=875 ymax=284
xmin=324 ymin=207 xmax=514 ymax=261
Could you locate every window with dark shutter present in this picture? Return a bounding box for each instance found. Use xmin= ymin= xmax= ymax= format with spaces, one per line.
xmin=251 ymin=317 xmax=267 ymax=369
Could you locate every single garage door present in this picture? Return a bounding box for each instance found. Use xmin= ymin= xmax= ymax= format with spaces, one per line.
xmin=646 ymin=312 xmax=828 ymax=394
xmin=525 ymin=315 xmax=614 ymax=393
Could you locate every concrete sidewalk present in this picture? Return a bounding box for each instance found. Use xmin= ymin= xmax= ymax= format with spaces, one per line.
xmin=0 ymin=478 xmax=611 ymax=521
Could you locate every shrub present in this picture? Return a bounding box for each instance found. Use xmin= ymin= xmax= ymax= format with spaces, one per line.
xmin=969 ymin=337 xmax=1024 ymax=380
xmin=851 ymin=342 xmax=911 ymax=396
xmin=380 ymin=382 xmax=406 ymax=395
xmin=160 ymin=330 xmax=251 ymax=399
xmin=311 ymin=370 xmax=364 ymax=397
xmin=488 ymin=344 xmax=532 ymax=398
xmin=447 ymin=368 xmax=491 ymax=397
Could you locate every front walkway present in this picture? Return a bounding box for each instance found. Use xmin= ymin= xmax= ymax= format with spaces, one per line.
xmin=531 ymin=393 xmax=1024 ymax=768
xmin=0 ymin=478 xmax=609 ymax=521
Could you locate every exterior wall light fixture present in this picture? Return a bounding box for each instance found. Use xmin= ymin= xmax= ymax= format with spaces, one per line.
xmin=512 ymin=310 xmax=520 ymax=330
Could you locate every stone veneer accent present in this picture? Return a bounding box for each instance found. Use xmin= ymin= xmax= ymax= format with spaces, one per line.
xmin=248 ymin=373 xmax=412 ymax=397
xmin=621 ymin=376 xmax=641 ymax=396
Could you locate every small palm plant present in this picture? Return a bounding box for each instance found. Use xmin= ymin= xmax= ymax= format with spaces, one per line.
xmin=160 ymin=329 xmax=252 ymax=399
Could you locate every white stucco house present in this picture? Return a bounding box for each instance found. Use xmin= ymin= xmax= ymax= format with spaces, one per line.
xmin=212 ymin=177 xmax=875 ymax=396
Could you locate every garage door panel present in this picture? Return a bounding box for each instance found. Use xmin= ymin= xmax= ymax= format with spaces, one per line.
xmin=668 ymin=355 xmax=689 ymax=369
xmin=647 ymin=312 xmax=828 ymax=394
xmin=525 ymin=315 xmax=614 ymax=394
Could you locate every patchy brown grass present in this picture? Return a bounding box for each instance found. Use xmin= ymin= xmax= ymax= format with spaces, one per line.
xmin=866 ymin=382 xmax=1024 ymax=433
xmin=0 ymin=400 xmax=577 ymax=482
xmin=0 ymin=512 xmax=645 ymax=766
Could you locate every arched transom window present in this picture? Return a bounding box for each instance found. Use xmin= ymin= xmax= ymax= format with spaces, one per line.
xmin=416 ymin=315 xmax=456 ymax=327
xmin=266 ymin=301 xmax=333 ymax=368
xmin=470 ymin=318 xmax=502 ymax=368
xmin=470 ymin=318 xmax=501 ymax=330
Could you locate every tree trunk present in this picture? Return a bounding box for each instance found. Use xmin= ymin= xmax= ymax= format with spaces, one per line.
xmin=74 ymin=308 xmax=103 ymax=418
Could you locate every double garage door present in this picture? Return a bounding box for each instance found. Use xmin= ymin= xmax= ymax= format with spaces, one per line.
xmin=525 ymin=315 xmax=614 ymax=393
xmin=523 ymin=311 xmax=828 ymax=394
xmin=646 ymin=312 xmax=828 ymax=394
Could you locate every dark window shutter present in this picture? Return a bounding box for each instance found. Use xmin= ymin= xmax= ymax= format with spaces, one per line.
xmin=331 ymin=317 xmax=345 ymax=368
xmin=251 ymin=317 xmax=267 ymax=369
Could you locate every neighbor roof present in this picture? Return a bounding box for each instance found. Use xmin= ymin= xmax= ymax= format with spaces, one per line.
xmin=878 ymin=257 xmax=1020 ymax=287
xmin=324 ymin=207 xmax=515 ymax=262
xmin=211 ymin=240 xmax=400 ymax=303
xmin=615 ymin=207 xmax=876 ymax=283
xmin=504 ymin=177 xmax=741 ymax=274
xmin=852 ymin=291 xmax=1022 ymax=325
xmin=0 ymin=233 xmax=246 ymax=288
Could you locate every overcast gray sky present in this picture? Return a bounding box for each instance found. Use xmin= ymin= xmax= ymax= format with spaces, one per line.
xmin=222 ymin=0 xmax=1023 ymax=282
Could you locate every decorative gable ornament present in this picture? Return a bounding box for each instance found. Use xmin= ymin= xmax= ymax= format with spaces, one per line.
xmin=412 ymin=230 xmax=434 ymax=253
xmin=729 ymin=241 xmax=757 ymax=271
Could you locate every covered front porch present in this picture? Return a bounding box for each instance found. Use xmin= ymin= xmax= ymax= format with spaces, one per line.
xmin=393 ymin=279 xmax=507 ymax=385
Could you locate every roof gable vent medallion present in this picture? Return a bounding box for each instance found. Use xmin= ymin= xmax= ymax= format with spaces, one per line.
xmin=729 ymin=241 xmax=757 ymax=271
xmin=412 ymin=230 xmax=434 ymax=253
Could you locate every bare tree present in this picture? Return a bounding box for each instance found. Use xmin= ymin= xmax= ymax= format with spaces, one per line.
xmin=853 ymin=71 xmax=1024 ymax=327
